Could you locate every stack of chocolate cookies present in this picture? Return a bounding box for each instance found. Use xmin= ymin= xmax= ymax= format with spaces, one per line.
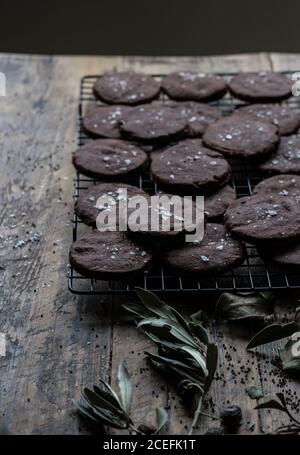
xmin=70 ymin=70 xmax=300 ymax=280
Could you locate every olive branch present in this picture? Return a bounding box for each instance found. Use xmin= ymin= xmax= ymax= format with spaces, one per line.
xmin=123 ymin=288 xmax=218 ymax=435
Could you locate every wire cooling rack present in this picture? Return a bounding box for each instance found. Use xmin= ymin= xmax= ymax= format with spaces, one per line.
xmin=68 ymin=72 xmax=300 ymax=295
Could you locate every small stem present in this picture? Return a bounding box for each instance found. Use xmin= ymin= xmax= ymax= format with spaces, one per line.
xmin=188 ymin=396 xmax=202 ymax=435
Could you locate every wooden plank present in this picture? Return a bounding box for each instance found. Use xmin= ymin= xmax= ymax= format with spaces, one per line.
xmin=0 ymin=55 xmax=113 ymax=434
xmin=0 ymin=52 xmax=299 ymax=435
xmin=270 ymin=53 xmax=300 ymax=71
xmin=55 ymin=52 xmax=273 ymax=75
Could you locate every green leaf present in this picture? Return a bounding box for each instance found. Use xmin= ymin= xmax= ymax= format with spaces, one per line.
xmin=98 ymin=380 xmax=124 ymax=410
xmin=178 ymin=345 xmax=208 ymax=377
xmin=93 ymin=384 xmax=121 ymax=410
xmin=75 ymin=395 xmax=129 ymax=429
xmin=157 ymin=342 xmax=203 ymax=368
xmin=255 ymin=393 xmax=300 ymax=429
xmin=124 ymin=289 xmax=218 ymax=403
xmin=276 ymin=392 xmax=287 ymax=409
xmin=155 ymin=407 xmax=168 ymax=434
xmin=146 ymin=349 xmax=205 ymax=385
xmin=203 ymin=343 xmax=218 ymax=395
xmin=122 ymin=303 xmax=154 ymax=320
xmin=73 ymin=399 xmax=99 ymax=423
xmin=255 ymin=399 xmax=287 ymax=413
xmin=275 ymin=424 xmax=300 ymax=435
xmin=90 ymin=406 xmax=129 ymax=429
xmin=190 ymin=309 xmax=209 ymax=325
xmin=117 ymin=362 xmax=133 ymax=416
xmin=91 ymin=406 xmax=129 ymax=428
xmin=137 ymin=318 xmax=198 ymax=349
xmin=188 ymin=322 xmax=209 ymax=345
xmin=215 ymin=292 xmax=275 ymax=321
xmin=167 ymin=364 xmax=205 ymax=389
xmin=246 ymin=386 xmax=264 ymax=400
xmin=82 ymin=387 xmax=123 ymax=415
xmin=158 ymin=343 xmax=208 ymax=376
xmin=135 ymin=287 xmax=192 ymax=334
xmin=81 ymin=388 xmax=129 ymax=426
xmin=135 ymin=288 xmax=179 ymax=321
xmin=144 ymin=351 xmax=199 ymax=373
xmin=247 ymin=322 xmax=300 ymax=350
xmin=279 ymin=340 xmax=300 ymax=375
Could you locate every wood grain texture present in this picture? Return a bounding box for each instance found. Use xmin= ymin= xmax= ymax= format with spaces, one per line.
xmin=0 ymin=52 xmax=299 ymax=434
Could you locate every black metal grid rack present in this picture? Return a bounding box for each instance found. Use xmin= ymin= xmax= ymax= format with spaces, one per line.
xmin=68 ymin=72 xmax=300 ymax=295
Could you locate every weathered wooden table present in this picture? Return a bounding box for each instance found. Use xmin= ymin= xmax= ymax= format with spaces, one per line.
xmin=0 ymin=53 xmax=299 ymax=435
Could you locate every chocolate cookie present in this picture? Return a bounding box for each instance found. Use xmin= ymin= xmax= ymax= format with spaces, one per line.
xmin=69 ymin=229 xmax=152 ymax=279
xmin=163 ymin=223 xmax=245 ymax=275
xmin=75 ymin=182 xmax=148 ymax=226
xmin=150 ymin=139 xmax=231 ymax=193
xmin=229 ymin=72 xmax=292 ymax=102
xmin=72 ymin=139 xmax=148 ymax=180
xmin=175 ymin=101 xmax=222 ymax=137
xmin=82 ymin=105 xmax=132 ymax=138
xmin=258 ymin=241 xmax=300 ymax=270
xmin=205 ymin=185 xmax=236 ymax=219
xmin=236 ymin=104 xmax=299 ymax=136
xmin=253 ymin=174 xmax=300 ymax=200
xmin=93 ymin=71 xmax=160 ymax=105
xmin=119 ymin=104 xmax=187 ymax=143
xmin=124 ymin=192 xmax=201 ymax=242
xmin=224 ymin=193 xmax=300 ymax=245
xmin=203 ymin=115 xmax=279 ymax=159
xmin=258 ymin=136 xmax=300 ymax=174
xmin=162 ymin=72 xmax=227 ymax=102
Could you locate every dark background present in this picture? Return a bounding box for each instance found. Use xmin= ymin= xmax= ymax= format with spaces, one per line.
xmin=1 ymin=0 xmax=300 ymax=55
